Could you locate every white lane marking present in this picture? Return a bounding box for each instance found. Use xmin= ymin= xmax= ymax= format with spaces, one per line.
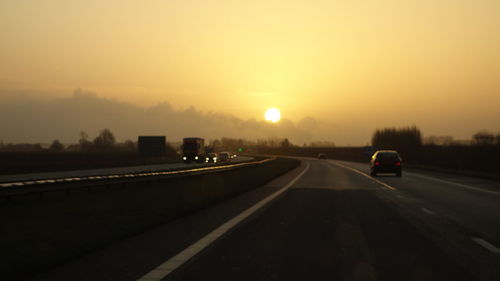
xmin=471 ymin=237 xmax=500 ymax=254
xmin=332 ymin=161 xmax=397 ymax=191
xmin=397 ymin=195 xmax=405 ymax=199
xmin=421 ymin=208 xmax=435 ymax=215
xmin=406 ymin=173 xmax=500 ymax=197
xmin=0 ymin=158 xmax=263 ymax=190
xmin=334 ymin=160 xmax=500 ymax=197
xmin=137 ymin=162 xmax=311 ymax=281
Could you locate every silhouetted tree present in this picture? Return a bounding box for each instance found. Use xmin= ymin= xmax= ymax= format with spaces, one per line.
xmin=0 ymin=143 xmax=43 ymax=152
xmin=49 ymin=139 xmax=64 ymax=152
xmin=372 ymin=126 xmax=422 ymax=161
xmin=210 ymin=139 xmax=222 ymax=152
xmin=165 ymin=143 xmax=180 ymax=158
xmin=66 ymin=144 xmax=80 ymax=152
xmin=309 ymin=141 xmax=336 ymax=147
xmin=281 ymin=138 xmax=291 ymax=148
xmin=93 ymin=129 xmax=115 ymax=149
xmin=472 ymin=131 xmax=495 ymax=146
xmin=123 ymin=140 xmax=136 ymax=151
xmin=79 ymin=131 xmax=92 ymax=151
xmin=424 ymin=136 xmax=455 ymax=146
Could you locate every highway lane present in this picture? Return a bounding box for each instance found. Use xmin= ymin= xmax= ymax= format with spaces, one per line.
xmin=30 ymin=157 xmax=500 ymax=281
xmin=163 ymin=158 xmax=482 ymax=281
xmin=334 ymin=160 xmax=500 ymax=249
xmin=0 ymin=156 xmax=252 ymax=183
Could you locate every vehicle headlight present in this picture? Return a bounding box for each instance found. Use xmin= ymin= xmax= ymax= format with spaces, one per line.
xmin=195 ymin=156 xmax=198 ymax=160
xmin=182 ymin=156 xmax=187 ymax=160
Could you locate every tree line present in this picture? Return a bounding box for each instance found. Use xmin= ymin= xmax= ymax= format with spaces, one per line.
xmin=0 ymin=129 xmax=135 ymax=152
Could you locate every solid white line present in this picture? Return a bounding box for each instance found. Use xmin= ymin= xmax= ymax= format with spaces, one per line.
xmin=407 ymin=173 xmax=500 ymax=197
xmin=421 ymin=208 xmax=436 ymax=215
xmin=471 ymin=237 xmax=500 ymax=254
xmin=136 ymin=162 xmax=311 ymax=281
xmin=332 ymin=161 xmax=397 ymax=191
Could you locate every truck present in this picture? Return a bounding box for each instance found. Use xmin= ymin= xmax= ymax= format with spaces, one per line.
xmin=182 ymin=137 xmax=205 ymax=163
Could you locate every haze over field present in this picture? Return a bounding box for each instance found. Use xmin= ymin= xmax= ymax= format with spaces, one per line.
xmin=0 ymin=90 xmax=336 ymax=144
xmin=1 ymin=0 xmax=499 ymax=144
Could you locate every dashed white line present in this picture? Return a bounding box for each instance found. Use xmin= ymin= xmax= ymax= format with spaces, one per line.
xmin=333 ymin=161 xmax=500 ymax=255
xmin=471 ymin=237 xmax=500 ymax=254
xmin=332 ymin=161 xmax=397 ymax=191
xmin=136 ymin=162 xmax=310 ymax=281
xmin=421 ymin=208 xmax=436 ymax=215
xmin=0 ymin=158 xmax=262 ymax=189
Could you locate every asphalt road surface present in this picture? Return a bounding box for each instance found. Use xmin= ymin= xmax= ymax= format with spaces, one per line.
xmin=31 ymin=157 xmax=500 ymax=281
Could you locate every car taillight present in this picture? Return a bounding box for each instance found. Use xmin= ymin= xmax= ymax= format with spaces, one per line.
xmin=375 ymin=162 xmax=380 ymax=166
xmin=396 ymin=162 xmax=401 ymax=166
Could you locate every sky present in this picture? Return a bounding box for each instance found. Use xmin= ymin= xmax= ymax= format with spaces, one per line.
xmin=1 ymin=0 xmax=499 ymax=145
xmin=0 ymin=90 xmax=336 ymax=145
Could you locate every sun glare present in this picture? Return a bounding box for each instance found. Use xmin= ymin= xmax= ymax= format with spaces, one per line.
xmin=265 ymin=108 xmax=281 ymax=123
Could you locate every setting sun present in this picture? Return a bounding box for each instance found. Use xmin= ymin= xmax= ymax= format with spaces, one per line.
xmin=265 ymin=108 xmax=281 ymax=123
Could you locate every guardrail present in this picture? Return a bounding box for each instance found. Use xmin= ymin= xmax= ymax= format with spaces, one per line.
xmin=0 ymin=157 xmax=274 ymax=198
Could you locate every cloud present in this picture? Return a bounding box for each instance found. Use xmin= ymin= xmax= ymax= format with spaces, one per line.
xmin=0 ymin=89 xmax=334 ymax=144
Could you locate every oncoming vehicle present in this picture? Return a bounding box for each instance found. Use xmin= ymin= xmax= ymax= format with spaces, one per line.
xmin=218 ymin=152 xmax=231 ymax=162
xmin=370 ymin=150 xmax=402 ymax=177
xmin=317 ymin=153 xmax=327 ymax=160
xmin=205 ymin=153 xmax=217 ymax=163
xmin=182 ymin=137 xmax=205 ymax=163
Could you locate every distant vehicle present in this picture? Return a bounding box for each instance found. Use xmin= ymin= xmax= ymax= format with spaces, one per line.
xmin=205 ymin=152 xmax=217 ymax=163
xmin=317 ymin=153 xmax=327 ymax=160
xmin=231 ymin=153 xmax=237 ymax=159
xmin=182 ymin=137 xmax=205 ymax=163
xmin=218 ymin=152 xmax=231 ymax=162
xmin=370 ymin=150 xmax=402 ymax=177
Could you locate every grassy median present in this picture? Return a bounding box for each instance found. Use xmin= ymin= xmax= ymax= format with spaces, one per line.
xmin=0 ymin=157 xmax=300 ymax=281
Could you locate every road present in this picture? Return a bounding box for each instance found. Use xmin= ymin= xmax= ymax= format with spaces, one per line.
xmin=0 ymin=156 xmax=253 ymax=184
xmin=31 ymin=157 xmax=500 ymax=281
xmin=336 ymin=160 xmax=500 ymax=249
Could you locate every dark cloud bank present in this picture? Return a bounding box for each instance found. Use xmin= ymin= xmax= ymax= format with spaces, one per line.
xmin=0 ymin=90 xmax=339 ymax=145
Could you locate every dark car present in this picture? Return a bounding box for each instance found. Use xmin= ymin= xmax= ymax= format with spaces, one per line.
xmin=205 ymin=153 xmax=218 ymax=163
xmin=218 ymin=152 xmax=231 ymax=162
xmin=317 ymin=153 xmax=327 ymax=160
xmin=370 ymin=150 xmax=402 ymax=177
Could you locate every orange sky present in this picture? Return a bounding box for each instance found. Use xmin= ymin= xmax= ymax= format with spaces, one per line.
xmin=1 ymin=0 xmax=499 ymax=142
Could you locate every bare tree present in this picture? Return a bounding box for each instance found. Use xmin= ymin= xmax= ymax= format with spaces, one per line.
xmin=93 ymin=129 xmax=116 ymax=149
xmin=79 ymin=131 xmax=92 ymax=151
xmin=472 ymin=131 xmax=496 ymax=146
xmin=49 ymin=139 xmax=64 ymax=152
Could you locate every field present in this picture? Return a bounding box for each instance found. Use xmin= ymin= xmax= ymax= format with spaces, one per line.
xmin=0 ymin=151 xmax=180 ymax=175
